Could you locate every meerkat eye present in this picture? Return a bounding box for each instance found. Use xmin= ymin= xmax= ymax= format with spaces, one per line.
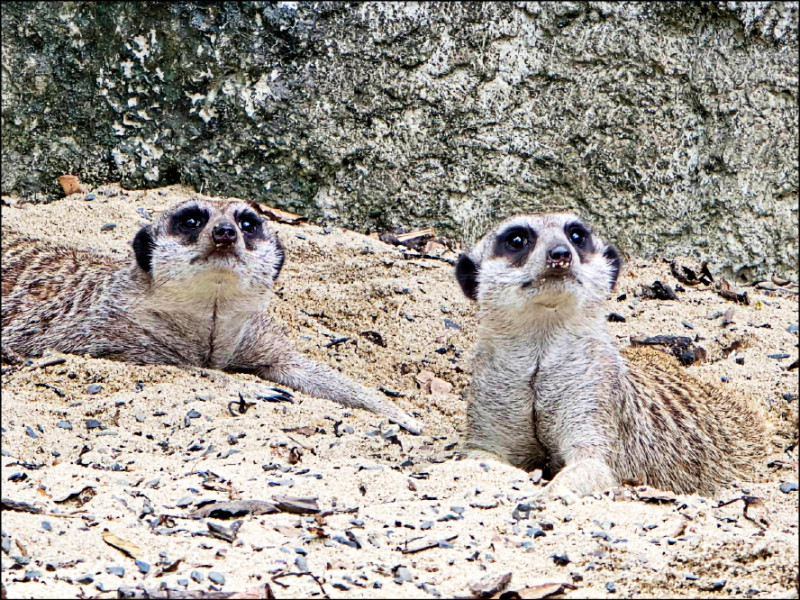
xmin=171 ymin=207 xmax=208 ymax=234
xmin=237 ymin=213 xmax=261 ymax=235
xmin=567 ymin=225 xmax=588 ymax=247
xmin=504 ymin=229 xmax=530 ymax=252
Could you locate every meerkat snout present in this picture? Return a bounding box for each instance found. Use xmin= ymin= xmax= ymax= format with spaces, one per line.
xmin=545 ymin=244 xmax=572 ymax=271
xmin=212 ymin=222 xmax=238 ymax=246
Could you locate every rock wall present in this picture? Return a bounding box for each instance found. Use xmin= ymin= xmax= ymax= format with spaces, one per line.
xmin=2 ymin=2 xmax=798 ymax=279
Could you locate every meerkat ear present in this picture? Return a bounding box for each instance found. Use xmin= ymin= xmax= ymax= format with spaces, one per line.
xmin=455 ymin=253 xmax=480 ymax=301
xmin=272 ymin=237 xmax=285 ymax=281
xmin=603 ymin=243 xmax=622 ymax=290
xmin=133 ymin=226 xmax=156 ymax=273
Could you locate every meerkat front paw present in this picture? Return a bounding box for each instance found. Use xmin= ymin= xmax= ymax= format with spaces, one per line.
xmin=534 ymin=458 xmax=617 ymax=505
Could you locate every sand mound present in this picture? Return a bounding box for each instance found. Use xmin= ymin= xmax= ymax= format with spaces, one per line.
xmin=1 ymin=185 xmax=797 ymax=598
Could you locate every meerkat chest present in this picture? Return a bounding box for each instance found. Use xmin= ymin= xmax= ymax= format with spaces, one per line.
xmin=139 ymin=280 xmax=265 ymax=367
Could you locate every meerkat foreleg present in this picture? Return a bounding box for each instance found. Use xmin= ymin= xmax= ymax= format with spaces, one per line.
xmin=257 ymin=353 xmax=423 ymax=434
xmin=536 ymin=452 xmax=617 ymax=505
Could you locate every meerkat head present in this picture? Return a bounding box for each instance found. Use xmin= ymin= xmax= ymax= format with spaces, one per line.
xmin=132 ymin=198 xmax=284 ymax=294
xmin=455 ymin=213 xmax=621 ymax=316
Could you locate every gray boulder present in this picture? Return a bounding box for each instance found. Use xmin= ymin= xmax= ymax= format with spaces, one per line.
xmin=1 ymin=2 xmax=797 ymax=279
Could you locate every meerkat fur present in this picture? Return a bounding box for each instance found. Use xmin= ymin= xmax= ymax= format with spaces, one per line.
xmin=455 ymin=212 xmax=764 ymax=501
xmin=2 ymin=197 xmax=422 ymax=434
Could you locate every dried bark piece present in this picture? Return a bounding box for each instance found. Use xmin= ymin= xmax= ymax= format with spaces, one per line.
xmin=635 ymin=487 xmax=677 ymax=503
xmin=715 ymin=279 xmax=750 ymax=304
xmin=272 ymin=495 xmax=320 ymax=514
xmin=498 ymin=582 xmax=577 ymax=599
xmin=400 ymin=534 xmax=458 ymax=554
xmin=1 ymin=498 xmax=42 ymax=514
xmin=54 ymin=486 xmax=96 ymax=507
xmin=254 ymin=205 xmax=307 ymax=224
xmin=190 ymin=500 xmax=280 ymax=519
xmin=102 ymin=529 xmax=142 ymax=559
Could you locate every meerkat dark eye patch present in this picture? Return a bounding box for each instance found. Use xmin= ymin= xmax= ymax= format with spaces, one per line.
xmin=169 ymin=206 xmax=209 ymax=242
xmin=133 ymin=226 xmax=156 ymax=273
xmin=603 ymin=244 xmax=622 ymax=290
xmin=494 ymin=226 xmax=536 ymax=267
xmin=564 ymin=222 xmax=596 ymax=262
xmin=234 ymin=209 xmax=265 ymax=249
xmin=455 ymin=254 xmax=480 ymax=301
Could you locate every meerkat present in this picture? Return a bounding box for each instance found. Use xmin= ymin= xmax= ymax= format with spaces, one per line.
xmin=455 ymin=213 xmax=764 ymax=500
xmin=1 ymin=198 xmax=423 ymax=434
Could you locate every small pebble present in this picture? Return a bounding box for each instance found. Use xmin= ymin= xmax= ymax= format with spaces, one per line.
xmin=135 ymin=560 xmax=150 ymax=574
xmin=186 ymin=409 xmax=201 ymax=419
xmin=76 ymin=574 xmax=94 ymax=584
xmin=443 ymin=318 xmax=462 ymax=330
xmin=788 ymin=324 xmax=798 ymax=334
xmin=682 ymin=321 xmax=693 ymax=329
xmin=296 ymin=233 xmax=307 ymax=240
xmin=420 ymin=521 xmax=433 ymax=530
xmin=85 ymin=193 xmax=96 ymax=201
xmin=41 ymin=521 xmax=52 ymax=532
xmin=106 ymin=566 xmax=125 ymax=577
xmin=100 ymin=222 xmax=116 ymax=232
xmin=607 ymin=313 xmax=626 ymax=322
xmin=768 ymin=353 xmax=791 ymax=359
xmin=191 ymin=570 xmax=204 ymax=583
xmin=606 ymin=582 xmax=616 ymax=593
xmin=295 ymin=556 xmax=308 ymax=571
xmin=209 ymin=572 xmax=225 ymax=585
xmin=87 ymin=384 xmax=103 ymax=395
xmin=551 ymin=552 xmax=571 ymax=566
xmin=86 ymin=419 xmax=102 ymax=430
xmin=394 ymin=566 xmax=413 ymax=584
xmin=779 ymin=481 xmax=798 ymax=493
xmin=175 ymin=496 xmax=194 ymax=508
xmin=56 ymin=420 xmax=73 ymax=430
xmin=25 ymin=425 xmax=38 ymax=439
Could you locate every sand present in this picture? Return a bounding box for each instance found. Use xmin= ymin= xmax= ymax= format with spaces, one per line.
xmin=1 ymin=185 xmax=798 ymax=599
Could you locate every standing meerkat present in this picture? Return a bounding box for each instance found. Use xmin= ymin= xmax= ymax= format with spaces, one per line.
xmin=2 ymin=198 xmax=423 ymax=434
xmin=455 ymin=213 xmax=764 ymax=500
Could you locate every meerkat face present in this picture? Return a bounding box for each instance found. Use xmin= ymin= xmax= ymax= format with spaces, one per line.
xmin=455 ymin=213 xmax=621 ymax=313
xmin=132 ymin=198 xmax=285 ymax=295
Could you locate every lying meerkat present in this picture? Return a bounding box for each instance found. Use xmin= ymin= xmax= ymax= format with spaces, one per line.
xmin=2 ymin=198 xmax=422 ymax=434
xmin=455 ymin=213 xmax=764 ymax=500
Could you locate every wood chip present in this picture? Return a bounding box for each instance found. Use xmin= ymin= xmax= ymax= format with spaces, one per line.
xmin=272 ymin=495 xmax=320 ymax=514
xmin=715 ymin=278 xmax=750 ymax=304
xmin=1 ymin=498 xmax=42 ymax=514
xmin=102 ymin=529 xmax=142 ymax=559
xmin=498 ymin=582 xmax=577 ymax=599
xmin=58 ymin=174 xmax=86 ymax=196
xmin=635 ymin=487 xmax=677 ymax=503
xmin=401 ymin=534 xmax=458 ymax=554
xmin=190 ymin=500 xmax=280 ymax=519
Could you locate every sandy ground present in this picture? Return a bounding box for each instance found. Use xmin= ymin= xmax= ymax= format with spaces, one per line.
xmin=1 ymin=185 xmax=798 ymax=599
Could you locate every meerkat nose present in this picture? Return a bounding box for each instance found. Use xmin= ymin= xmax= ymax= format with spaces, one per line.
xmin=547 ymin=245 xmax=572 ymax=269
xmin=212 ymin=223 xmax=237 ymax=245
